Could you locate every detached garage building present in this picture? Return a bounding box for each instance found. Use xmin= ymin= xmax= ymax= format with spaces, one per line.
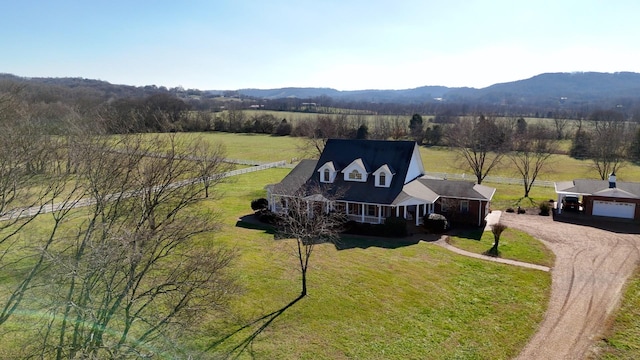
xmin=555 ymin=173 xmax=640 ymax=221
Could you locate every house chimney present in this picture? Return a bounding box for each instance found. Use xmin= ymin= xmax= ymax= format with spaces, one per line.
xmin=608 ymin=172 xmax=616 ymax=188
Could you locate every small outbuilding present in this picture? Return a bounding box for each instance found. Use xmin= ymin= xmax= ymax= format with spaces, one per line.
xmin=555 ymin=173 xmax=640 ymax=221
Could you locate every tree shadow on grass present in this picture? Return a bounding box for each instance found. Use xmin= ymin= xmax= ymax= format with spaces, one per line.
xmin=204 ymin=294 xmax=303 ymax=359
xmin=333 ymin=235 xmax=423 ymax=250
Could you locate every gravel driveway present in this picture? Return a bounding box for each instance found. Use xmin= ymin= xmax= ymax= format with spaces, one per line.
xmin=496 ymin=212 xmax=640 ymax=360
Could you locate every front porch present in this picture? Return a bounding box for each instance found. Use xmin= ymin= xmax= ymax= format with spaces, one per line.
xmin=268 ymin=194 xmax=434 ymax=226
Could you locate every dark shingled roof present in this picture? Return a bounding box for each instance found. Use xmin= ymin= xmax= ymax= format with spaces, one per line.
xmin=268 ymin=139 xmax=497 ymax=205
xmin=265 ymin=159 xmax=317 ymax=195
xmin=264 ymin=139 xmax=419 ymax=204
xmin=303 ymin=139 xmax=418 ymax=204
xmin=417 ymin=178 xmax=495 ymax=201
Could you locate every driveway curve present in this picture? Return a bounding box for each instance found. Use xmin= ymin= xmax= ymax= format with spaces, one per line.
xmin=496 ymin=212 xmax=640 ymax=360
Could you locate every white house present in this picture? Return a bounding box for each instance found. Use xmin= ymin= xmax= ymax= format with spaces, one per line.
xmin=266 ymin=139 xmax=495 ymax=227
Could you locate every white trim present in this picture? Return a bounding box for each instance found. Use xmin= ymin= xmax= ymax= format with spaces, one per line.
xmin=317 ymin=161 xmax=337 ymax=183
xmin=373 ymin=164 xmax=394 ymax=188
xmin=341 ymin=158 xmax=368 ymax=182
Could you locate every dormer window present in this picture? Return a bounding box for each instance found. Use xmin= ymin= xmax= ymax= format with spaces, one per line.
xmin=373 ymin=164 xmax=394 ymax=188
xmin=318 ymin=161 xmax=337 ymax=183
xmin=341 ymin=158 xmax=368 ymax=182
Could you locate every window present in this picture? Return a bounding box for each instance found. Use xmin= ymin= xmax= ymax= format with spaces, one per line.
xmin=379 ymin=172 xmax=386 ymax=186
xmin=348 ymin=170 xmax=362 ymax=180
xmin=349 ymin=203 xmax=361 ymax=215
xmin=367 ymin=205 xmax=376 ymax=216
xmin=323 ymin=169 xmax=330 ymax=182
xmin=440 ymin=201 xmax=448 ymax=212
xmin=460 ymin=201 xmax=469 ymax=213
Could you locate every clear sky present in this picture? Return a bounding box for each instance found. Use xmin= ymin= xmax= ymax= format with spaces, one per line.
xmin=2 ymin=0 xmax=639 ymax=91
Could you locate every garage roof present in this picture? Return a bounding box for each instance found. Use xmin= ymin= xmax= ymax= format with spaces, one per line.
xmin=555 ymin=179 xmax=640 ymax=198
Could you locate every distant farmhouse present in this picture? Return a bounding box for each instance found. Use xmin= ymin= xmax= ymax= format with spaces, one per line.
xmin=266 ymin=139 xmax=495 ymax=227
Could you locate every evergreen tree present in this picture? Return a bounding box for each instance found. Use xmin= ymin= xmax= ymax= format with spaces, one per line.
xmin=570 ymin=127 xmax=591 ymax=159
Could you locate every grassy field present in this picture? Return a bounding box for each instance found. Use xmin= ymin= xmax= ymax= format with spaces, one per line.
xmin=592 ymin=269 xmax=640 ymax=359
xmin=448 ymin=228 xmax=555 ymax=267
xmin=183 ymin=132 xmax=640 ymax=182
xmin=189 ymin=168 xmax=552 ymax=359
xmin=7 ymin=131 xmax=633 ymax=357
xmin=175 ymin=132 xmax=640 ymax=211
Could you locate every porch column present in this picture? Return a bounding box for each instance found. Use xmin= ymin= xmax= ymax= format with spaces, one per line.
xmin=395 ymin=206 xmax=399 ymax=217
xmin=557 ymin=194 xmax=563 ymax=214
xmin=403 ymin=206 xmax=407 ymax=220
xmin=361 ymin=203 xmax=365 ymax=223
xmin=478 ymin=200 xmax=482 ymax=226
xmin=346 ymin=202 xmax=350 ymax=216
xmin=416 ymin=204 xmax=420 ymax=226
xmin=377 ymin=205 xmax=382 ymax=224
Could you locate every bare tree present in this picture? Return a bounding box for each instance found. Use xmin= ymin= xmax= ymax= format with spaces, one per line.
xmin=190 ymin=137 xmax=231 ymax=198
xmin=370 ymin=114 xmax=391 ymax=139
xmin=25 ymin=134 xmax=236 ymax=359
xmin=0 ymin=115 xmax=95 ymax=336
xmin=275 ymin=185 xmax=343 ymax=297
xmin=297 ymin=115 xmax=339 ymax=157
xmin=508 ymin=125 xmax=557 ymax=198
xmin=447 ymin=115 xmax=508 ymax=184
xmin=553 ymin=113 xmax=570 ymax=140
xmin=488 ymin=223 xmax=507 ymax=256
xmin=390 ymin=115 xmax=407 ymax=140
xmin=588 ymin=110 xmax=629 ymax=179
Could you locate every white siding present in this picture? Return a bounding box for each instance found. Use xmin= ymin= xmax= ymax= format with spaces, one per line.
xmin=404 ymin=144 xmax=425 ymax=184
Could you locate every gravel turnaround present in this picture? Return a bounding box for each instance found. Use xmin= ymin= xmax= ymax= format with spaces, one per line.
xmin=497 ymin=212 xmax=640 ymax=360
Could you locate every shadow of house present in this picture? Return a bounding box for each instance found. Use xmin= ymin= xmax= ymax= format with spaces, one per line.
xmin=552 ymin=210 xmax=640 ymax=234
xmin=235 ymin=214 xmax=276 ymax=234
xmin=333 ymin=235 xmax=425 ymax=250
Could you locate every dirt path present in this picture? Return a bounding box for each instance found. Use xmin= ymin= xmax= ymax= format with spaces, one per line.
xmin=496 ymin=212 xmax=640 ymax=360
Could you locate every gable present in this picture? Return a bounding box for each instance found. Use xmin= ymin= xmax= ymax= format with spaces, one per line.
xmin=373 ymin=164 xmax=395 ymax=188
xmin=341 ymin=158 xmax=369 ymax=182
xmin=317 ymin=161 xmax=337 ymax=183
xmin=405 ymin=143 xmax=425 ymax=183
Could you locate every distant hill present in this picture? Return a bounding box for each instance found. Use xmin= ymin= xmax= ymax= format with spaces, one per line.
xmin=235 ymin=72 xmax=640 ymax=107
xmin=237 ymin=85 xmax=455 ymax=103
xmin=3 ymin=71 xmax=640 ymax=110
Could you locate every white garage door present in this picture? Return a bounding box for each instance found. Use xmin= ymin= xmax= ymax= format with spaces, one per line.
xmin=592 ymin=200 xmax=636 ymax=219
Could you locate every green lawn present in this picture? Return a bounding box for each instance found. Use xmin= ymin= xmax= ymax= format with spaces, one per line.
xmin=189 ymin=169 xmax=552 ymax=359
xmin=20 ymin=131 xmax=636 ymax=358
xmin=592 ymin=270 xmax=640 ymax=359
xmin=448 ymin=228 xmax=555 ymax=267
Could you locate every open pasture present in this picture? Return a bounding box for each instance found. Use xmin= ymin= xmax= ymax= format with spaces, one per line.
xmin=194 ymin=168 xmax=552 ymax=359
